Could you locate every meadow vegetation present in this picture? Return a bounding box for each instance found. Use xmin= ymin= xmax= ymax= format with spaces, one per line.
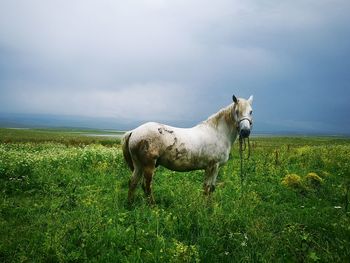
xmin=0 ymin=128 xmax=349 ymax=262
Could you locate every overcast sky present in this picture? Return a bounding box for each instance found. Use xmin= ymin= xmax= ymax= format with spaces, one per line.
xmin=0 ymin=0 xmax=349 ymax=133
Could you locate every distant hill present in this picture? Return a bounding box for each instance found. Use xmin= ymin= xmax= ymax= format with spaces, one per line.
xmin=0 ymin=113 xmax=130 ymax=130
xmin=0 ymin=112 xmax=348 ymax=136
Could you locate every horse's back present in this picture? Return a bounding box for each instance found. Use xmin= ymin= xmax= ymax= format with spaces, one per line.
xmin=127 ymin=122 xmax=167 ymax=162
xmin=129 ymin=122 xmax=166 ymax=145
xmin=127 ymin=122 xmax=193 ymax=167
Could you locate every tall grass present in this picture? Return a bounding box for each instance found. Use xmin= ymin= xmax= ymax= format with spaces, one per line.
xmin=0 ymin=131 xmax=349 ymax=262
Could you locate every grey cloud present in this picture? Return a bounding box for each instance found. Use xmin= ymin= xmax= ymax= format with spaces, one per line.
xmin=0 ymin=0 xmax=349 ymax=133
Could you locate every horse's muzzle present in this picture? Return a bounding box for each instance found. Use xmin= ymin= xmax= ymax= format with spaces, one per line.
xmin=240 ymin=128 xmax=251 ymax=138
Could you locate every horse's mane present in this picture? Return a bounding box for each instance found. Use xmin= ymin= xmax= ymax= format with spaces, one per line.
xmin=203 ymin=103 xmax=236 ymax=128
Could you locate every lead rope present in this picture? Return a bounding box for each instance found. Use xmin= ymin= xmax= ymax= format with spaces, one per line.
xmin=239 ymin=136 xmax=251 ymax=187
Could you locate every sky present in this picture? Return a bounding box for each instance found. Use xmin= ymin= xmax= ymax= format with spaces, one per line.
xmin=0 ymin=0 xmax=349 ymax=134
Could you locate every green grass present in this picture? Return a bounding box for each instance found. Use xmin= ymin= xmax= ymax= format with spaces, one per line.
xmin=0 ymin=129 xmax=349 ymax=262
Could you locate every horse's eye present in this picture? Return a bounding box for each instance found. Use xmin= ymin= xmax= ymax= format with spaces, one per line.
xmin=250 ymin=110 xmax=253 ymax=115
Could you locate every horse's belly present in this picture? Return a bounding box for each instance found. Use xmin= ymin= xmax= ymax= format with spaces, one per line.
xmin=157 ymin=151 xmax=207 ymax=172
xmin=158 ymin=159 xmax=205 ymax=172
xmin=157 ymin=148 xmax=228 ymax=172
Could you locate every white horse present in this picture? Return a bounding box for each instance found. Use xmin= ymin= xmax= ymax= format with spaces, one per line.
xmin=122 ymin=95 xmax=253 ymax=204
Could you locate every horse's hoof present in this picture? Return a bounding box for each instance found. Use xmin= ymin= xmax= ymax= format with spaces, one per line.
xmin=148 ymin=198 xmax=156 ymax=206
xmin=210 ymin=185 xmax=216 ymax=193
xmin=126 ymin=199 xmax=135 ymax=209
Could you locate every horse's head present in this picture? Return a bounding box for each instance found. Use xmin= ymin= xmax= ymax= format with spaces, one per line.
xmin=232 ymin=95 xmax=253 ymax=138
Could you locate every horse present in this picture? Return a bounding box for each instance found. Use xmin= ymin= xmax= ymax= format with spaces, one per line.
xmin=122 ymin=94 xmax=253 ymax=204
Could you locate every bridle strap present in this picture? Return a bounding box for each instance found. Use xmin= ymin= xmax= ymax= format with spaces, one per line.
xmin=238 ymin=117 xmax=252 ymax=125
xmin=236 ymin=117 xmax=253 ymax=130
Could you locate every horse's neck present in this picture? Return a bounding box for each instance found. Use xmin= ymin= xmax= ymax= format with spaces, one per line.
xmin=201 ymin=104 xmax=238 ymax=143
xmin=215 ymin=115 xmax=238 ymax=143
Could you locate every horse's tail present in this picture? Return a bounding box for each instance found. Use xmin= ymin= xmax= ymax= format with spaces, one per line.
xmin=122 ymin=131 xmax=134 ymax=171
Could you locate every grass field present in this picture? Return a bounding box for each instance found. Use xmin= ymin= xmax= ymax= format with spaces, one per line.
xmin=0 ymin=128 xmax=349 ymax=262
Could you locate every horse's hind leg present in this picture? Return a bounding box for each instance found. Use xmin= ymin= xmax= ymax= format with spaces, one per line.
xmin=142 ymin=164 xmax=156 ymax=204
xmin=128 ymin=166 xmax=143 ymax=204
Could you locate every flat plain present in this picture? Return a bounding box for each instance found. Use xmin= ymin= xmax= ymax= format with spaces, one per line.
xmin=0 ymin=128 xmax=349 ymax=262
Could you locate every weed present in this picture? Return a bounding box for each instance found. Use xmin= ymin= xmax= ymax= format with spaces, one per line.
xmin=305 ymin=172 xmax=323 ymax=188
xmin=282 ymin=174 xmax=304 ymax=190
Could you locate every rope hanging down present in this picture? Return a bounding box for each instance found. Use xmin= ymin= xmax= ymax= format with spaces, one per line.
xmin=239 ymin=136 xmax=251 ymax=186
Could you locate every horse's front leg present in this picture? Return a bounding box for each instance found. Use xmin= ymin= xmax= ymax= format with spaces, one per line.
xmin=203 ymin=163 xmax=219 ymax=195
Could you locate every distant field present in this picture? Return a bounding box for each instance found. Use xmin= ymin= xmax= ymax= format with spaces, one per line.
xmin=0 ymin=128 xmax=349 ymax=262
xmin=0 ymin=128 xmax=123 ymax=146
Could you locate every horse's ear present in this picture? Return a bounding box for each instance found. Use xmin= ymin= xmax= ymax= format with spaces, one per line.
xmin=232 ymin=95 xmax=238 ymax=103
xmin=248 ymin=95 xmax=253 ymax=105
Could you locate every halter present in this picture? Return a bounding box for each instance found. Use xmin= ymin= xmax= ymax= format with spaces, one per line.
xmin=237 ymin=117 xmax=253 ymax=130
